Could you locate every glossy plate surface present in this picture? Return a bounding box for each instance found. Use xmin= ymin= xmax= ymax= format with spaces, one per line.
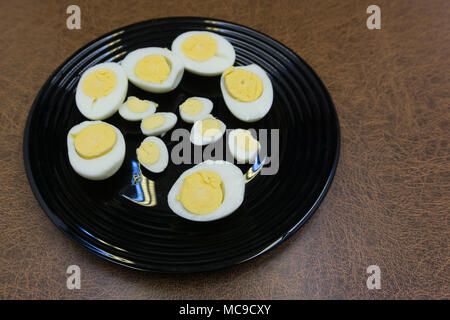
xmin=23 ymin=17 xmax=340 ymax=272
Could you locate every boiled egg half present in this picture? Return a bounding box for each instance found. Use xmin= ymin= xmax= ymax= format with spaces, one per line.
xmin=171 ymin=31 xmax=235 ymax=76
xmin=140 ymin=112 xmax=177 ymax=136
xmin=178 ymin=97 xmax=213 ymax=123
xmin=67 ymin=121 xmax=125 ymax=180
xmin=190 ymin=115 xmax=226 ymax=146
xmin=75 ymin=62 xmax=128 ymax=120
xmin=121 ymin=47 xmax=184 ymax=93
xmin=220 ymin=64 xmax=273 ymax=122
xmin=167 ymin=160 xmax=245 ymax=221
xmin=136 ymin=136 xmax=169 ymax=173
xmin=118 ymin=96 xmax=158 ymax=121
xmin=228 ymin=129 xmax=260 ymax=163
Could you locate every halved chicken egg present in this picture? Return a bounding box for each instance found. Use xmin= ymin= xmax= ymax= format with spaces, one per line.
xmin=167 ymin=160 xmax=245 ymax=222
xmin=75 ymin=62 xmax=128 ymax=120
xmin=171 ymin=31 xmax=235 ymax=76
xmin=67 ymin=121 xmax=125 ymax=180
xmin=121 ymin=47 xmax=184 ymax=93
xmin=220 ymin=64 xmax=273 ymax=122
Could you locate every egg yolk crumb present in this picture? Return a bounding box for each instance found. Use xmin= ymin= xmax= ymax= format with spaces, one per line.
xmin=236 ymin=131 xmax=259 ymax=150
xmin=135 ymin=54 xmax=171 ymax=83
xmin=137 ymin=141 xmax=160 ymax=165
xmin=180 ymin=98 xmax=203 ymax=115
xmin=127 ymin=97 xmax=150 ymax=113
xmin=223 ymin=67 xmax=263 ymax=102
xmin=177 ymin=170 xmax=224 ymax=215
xmin=73 ymin=123 xmax=117 ymax=159
xmin=181 ymin=34 xmax=218 ymax=62
xmin=82 ymin=69 xmax=117 ymax=100
xmin=199 ymin=118 xmax=221 ymax=137
xmin=142 ymin=114 xmax=166 ymax=131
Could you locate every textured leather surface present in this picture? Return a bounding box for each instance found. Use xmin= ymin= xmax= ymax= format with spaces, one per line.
xmin=0 ymin=0 xmax=448 ymax=299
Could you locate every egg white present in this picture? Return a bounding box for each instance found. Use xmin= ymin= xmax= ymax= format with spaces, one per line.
xmin=121 ymin=47 xmax=184 ymax=93
xmin=171 ymin=31 xmax=235 ymax=76
xmin=136 ymin=136 xmax=169 ymax=173
xmin=167 ymin=160 xmax=245 ymax=222
xmin=67 ymin=121 xmax=125 ymax=180
xmin=179 ymin=97 xmax=213 ymax=123
xmin=190 ymin=114 xmax=226 ymax=146
xmin=118 ymin=96 xmax=157 ymax=121
xmin=228 ymin=129 xmax=261 ymax=163
xmin=140 ymin=112 xmax=178 ymax=136
xmin=220 ymin=64 xmax=273 ymax=122
xmin=75 ymin=62 xmax=128 ymax=120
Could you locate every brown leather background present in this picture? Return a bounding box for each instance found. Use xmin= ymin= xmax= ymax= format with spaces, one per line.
xmin=0 ymin=0 xmax=448 ymax=299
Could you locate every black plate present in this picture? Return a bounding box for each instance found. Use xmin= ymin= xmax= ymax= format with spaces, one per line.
xmin=23 ymin=17 xmax=340 ymax=272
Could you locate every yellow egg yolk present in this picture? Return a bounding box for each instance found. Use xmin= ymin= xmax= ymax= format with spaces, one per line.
xmin=142 ymin=114 xmax=166 ymax=130
xmin=73 ymin=123 xmax=117 ymax=159
xmin=82 ymin=69 xmax=117 ymax=100
xmin=177 ymin=170 xmax=224 ymax=215
xmin=236 ymin=131 xmax=259 ymax=150
xmin=181 ymin=34 xmax=218 ymax=62
xmin=199 ymin=118 xmax=221 ymax=137
xmin=136 ymin=141 xmax=160 ymax=165
xmin=127 ymin=97 xmax=150 ymax=113
xmin=135 ymin=54 xmax=171 ymax=83
xmin=180 ymin=98 xmax=203 ymax=115
xmin=223 ymin=67 xmax=263 ymax=102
